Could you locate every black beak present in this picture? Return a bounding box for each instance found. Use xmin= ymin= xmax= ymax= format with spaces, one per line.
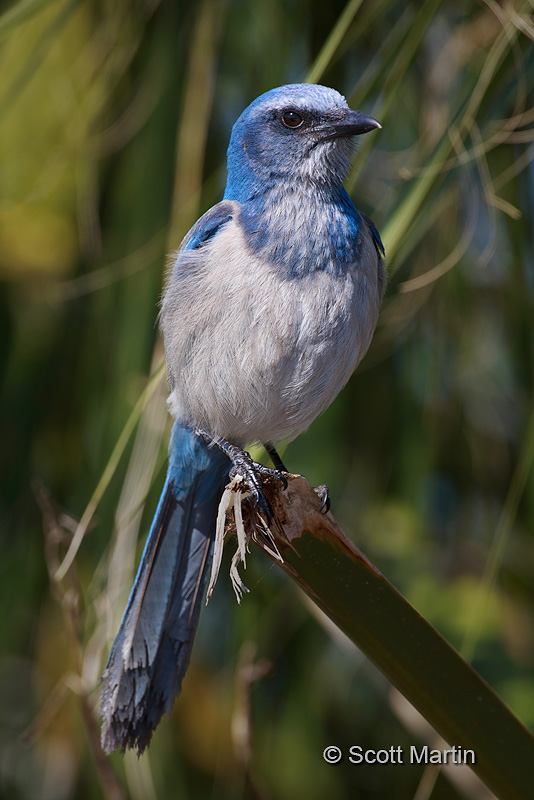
xmin=317 ymin=109 xmax=381 ymax=142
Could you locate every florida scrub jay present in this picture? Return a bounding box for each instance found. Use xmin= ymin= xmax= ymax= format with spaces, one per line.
xmin=100 ymin=83 xmax=385 ymax=753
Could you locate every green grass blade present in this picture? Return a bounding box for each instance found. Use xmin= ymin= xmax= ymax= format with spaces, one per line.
xmin=54 ymin=363 xmax=165 ymax=582
xmin=256 ymin=476 xmax=534 ymax=800
xmin=0 ymin=0 xmax=54 ymax=39
xmin=305 ymin=0 xmax=364 ymax=85
xmin=461 ymin=405 xmax=534 ymax=663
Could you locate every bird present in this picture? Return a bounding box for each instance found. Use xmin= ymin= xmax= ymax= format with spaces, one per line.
xmin=100 ymin=82 xmax=386 ymax=754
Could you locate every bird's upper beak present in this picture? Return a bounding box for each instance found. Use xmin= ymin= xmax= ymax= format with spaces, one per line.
xmin=317 ymin=109 xmax=381 ymax=142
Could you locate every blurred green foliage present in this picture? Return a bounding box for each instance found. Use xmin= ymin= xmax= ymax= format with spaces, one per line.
xmin=0 ymin=0 xmax=533 ymax=798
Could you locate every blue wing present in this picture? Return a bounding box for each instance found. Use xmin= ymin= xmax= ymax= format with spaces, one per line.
xmin=180 ymin=200 xmax=235 ymax=252
xmin=360 ymin=211 xmax=385 ymax=258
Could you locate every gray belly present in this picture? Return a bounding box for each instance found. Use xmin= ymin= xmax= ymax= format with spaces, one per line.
xmin=161 ymin=223 xmax=381 ymax=445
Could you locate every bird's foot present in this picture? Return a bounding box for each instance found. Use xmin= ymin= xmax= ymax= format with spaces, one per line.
xmin=203 ymin=436 xmax=287 ymax=604
xmin=197 ymin=430 xmax=287 ymax=523
xmin=228 ymin=451 xmax=287 ymax=523
xmin=314 ymin=484 xmax=331 ymax=513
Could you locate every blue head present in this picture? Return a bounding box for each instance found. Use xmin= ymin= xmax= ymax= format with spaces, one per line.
xmin=224 ymin=84 xmax=380 ymax=202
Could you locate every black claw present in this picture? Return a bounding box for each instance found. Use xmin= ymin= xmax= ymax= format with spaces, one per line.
xmin=314 ymin=484 xmax=330 ymax=513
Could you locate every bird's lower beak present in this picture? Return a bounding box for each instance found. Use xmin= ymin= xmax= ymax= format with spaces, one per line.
xmin=317 ymin=110 xmax=381 ymax=141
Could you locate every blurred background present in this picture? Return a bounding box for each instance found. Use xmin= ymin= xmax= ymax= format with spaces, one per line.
xmin=1 ymin=0 xmax=533 ymax=798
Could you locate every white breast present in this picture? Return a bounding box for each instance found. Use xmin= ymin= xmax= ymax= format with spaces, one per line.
xmin=161 ymin=218 xmax=381 ymax=445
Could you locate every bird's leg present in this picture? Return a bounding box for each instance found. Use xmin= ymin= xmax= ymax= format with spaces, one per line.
xmin=197 ymin=431 xmax=287 ymax=522
xmin=263 ymin=441 xmax=288 ymax=472
xmin=265 ymin=441 xmax=330 ymax=514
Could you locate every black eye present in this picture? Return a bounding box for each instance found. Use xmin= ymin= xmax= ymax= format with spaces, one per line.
xmin=282 ymin=110 xmax=303 ymax=128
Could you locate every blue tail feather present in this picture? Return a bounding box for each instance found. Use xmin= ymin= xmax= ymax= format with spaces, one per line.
xmin=100 ymin=425 xmax=230 ymax=753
